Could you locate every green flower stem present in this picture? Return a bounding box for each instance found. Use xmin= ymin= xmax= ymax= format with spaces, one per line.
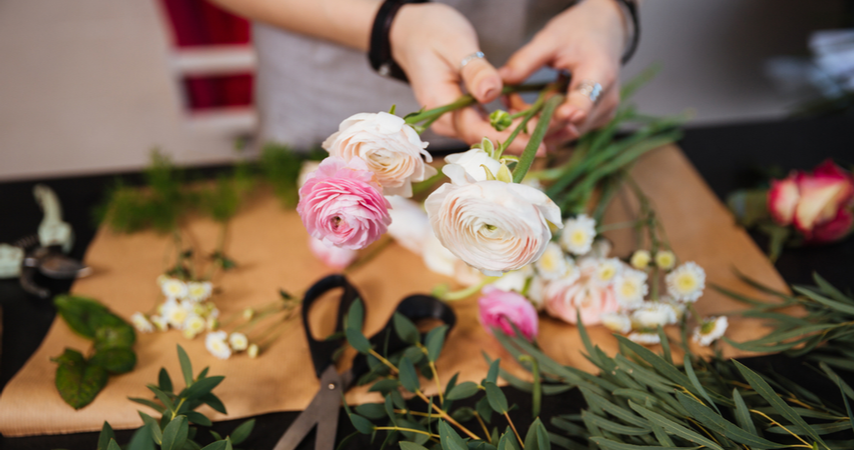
xmin=233 ymin=307 xmax=284 ymax=333
xmin=414 ymin=390 xmax=481 ymax=440
xmin=374 ymin=427 xmax=439 ymax=439
xmin=474 ymin=413 xmax=492 ymax=443
xmin=203 ymin=221 xmax=229 ymax=281
xmin=403 ymin=83 xmax=549 ymax=126
xmin=440 ymin=276 xmax=501 ymax=302
xmin=344 ymin=236 xmax=393 ymax=274
xmin=498 ymin=93 xmax=546 ymax=159
xmin=512 ymin=94 xmax=565 ymax=183
xmin=519 ymin=355 xmax=541 ymax=420
xmin=368 ymin=349 xmax=399 ymax=375
xmin=504 ymin=411 xmax=524 ymax=447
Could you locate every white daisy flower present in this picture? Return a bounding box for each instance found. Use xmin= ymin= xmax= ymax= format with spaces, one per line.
xmin=535 ymin=242 xmax=575 ymax=280
xmin=182 ymin=328 xmax=197 ymax=340
xmin=693 ymin=316 xmax=728 ymax=347
xmin=161 ymin=278 xmax=188 ymax=300
xmin=150 ymin=315 xmax=169 ymax=331
xmin=130 ymin=312 xmax=154 ymax=333
xmin=183 ymin=314 xmax=206 ymax=337
xmin=666 ymin=261 xmax=706 ymax=302
xmin=192 ymin=303 xmax=208 ymax=317
xmin=162 ymin=299 xmax=189 ymax=329
xmin=585 ymin=239 xmax=612 ymax=259
xmin=628 ymin=332 xmax=661 ymax=344
xmin=247 ymin=343 xmax=259 ymax=359
xmin=560 ymin=214 xmax=597 ymax=255
xmin=205 ymin=331 xmax=232 ymax=360
xmin=631 ymin=302 xmax=677 ymax=330
xmin=156 ymin=274 xmax=170 ymax=286
xmin=492 ymin=268 xmax=530 ymax=293
xmin=229 ymin=332 xmax=249 ymax=351
xmin=207 ymin=316 xmax=220 ymax=331
xmin=601 ymin=312 xmax=632 ymax=334
xmin=186 ymin=281 xmax=213 ymax=303
xmin=614 ymin=269 xmax=649 ymax=309
xmin=206 ymin=304 xmax=220 ymax=318
xmin=630 ymin=250 xmax=651 ymax=270
xmin=593 ymin=258 xmax=623 ymax=286
xmin=661 ymin=296 xmax=687 ymax=321
xmin=655 ymin=250 xmax=676 ymax=270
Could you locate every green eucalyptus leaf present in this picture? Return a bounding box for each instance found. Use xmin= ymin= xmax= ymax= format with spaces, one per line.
xmin=676 ymin=392 xmax=786 ymax=448
xmin=399 ymin=443 xmax=430 ymax=450
xmin=146 ymin=384 xmax=174 ymax=411
xmin=496 ymin=428 xmax=520 ymax=450
xmin=403 ymin=345 xmax=425 ymax=365
xmin=229 ymin=418 xmax=255 ymax=445
xmin=438 ymin=420 xmax=468 ymax=450
xmin=398 ymin=356 xmax=420 ymax=393
xmin=184 ymin=376 xmax=224 ymax=400
xmin=484 ymin=382 xmax=508 ymax=414
xmin=384 ymin=395 xmax=398 ymax=425
xmin=485 ymin=359 xmax=500 ymax=386
xmin=348 ymin=413 xmax=375 ymax=434
xmin=355 ymin=403 xmax=387 ymax=420
xmin=185 ymin=411 xmax=212 ymax=427
xmin=523 ymin=418 xmax=550 ymax=450
xmin=177 ymin=345 xmax=194 ymax=387
xmin=447 ymin=381 xmax=481 ymax=400
xmin=628 ymin=401 xmax=724 ymax=450
xmin=53 ymin=348 xmax=109 ymax=410
xmin=161 ymin=416 xmax=189 ymax=450
xmin=346 ymin=299 xmax=365 ymax=333
xmin=393 ymin=312 xmax=420 ymax=345
xmin=201 ymin=393 xmax=227 ymax=414
xmin=369 ymin=378 xmax=399 ymax=394
xmin=425 ymin=325 xmax=449 ymax=362
xmin=159 ymin=368 xmax=173 ymax=393
xmin=199 ymin=442 xmax=228 ymax=450
xmin=106 ymin=439 xmax=121 ymax=450
xmin=127 ymin=424 xmax=156 ymax=450
xmin=139 ymin=412 xmax=163 ymax=444
xmin=451 ymin=406 xmax=475 ymax=422
xmin=128 ymin=397 xmax=166 ymax=414
xmin=476 ymin=396 xmax=493 ymax=424
xmin=346 ymin=328 xmax=373 ymax=354
xmin=97 ymin=421 xmax=116 ymax=450
xmin=90 ymin=347 xmax=137 ymax=374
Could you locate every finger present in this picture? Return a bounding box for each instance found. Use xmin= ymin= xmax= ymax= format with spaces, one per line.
xmin=556 ymin=58 xmax=617 ymax=125
xmin=406 ymin=54 xmax=467 ymax=137
xmin=459 ymin=56 xmax=503 ymax=103
xmin=579 ymin=84 xmax=619 ymax=134
xmin=504 ymin=93 xmax=531 ymax=113
xmin=497 ymin=36 xmax=553 ymax=85
xmin=451 ymin=107 xmax=546 ymax=156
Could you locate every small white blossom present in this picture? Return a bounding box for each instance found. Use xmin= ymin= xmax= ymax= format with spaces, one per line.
xmin=207 ymin=316 xmax=220 ymax=331
xmin=161 ymin=278 xmax=188 ymax=300
xmin=693 ymin=316 xmax=728 ymax=347
xmin=243 ymin=308 xmax=255 ymax=320
xmin=186 ymin=281 xmax=213 ymax=302
xmin=614 ymin=269 xmax=649 ymax=308
xmin=585 ymin=239 xmax=612 ymax=259
xmin=229 ymin=332 xmax=249 ymax=351
xmin=205 ymin=331 xmax=232 ymax=360
xmin=184 ymin=314 xmax=207 ymax=337
xmin=628 ymin=332 xmax=661 ymax=344
xmin=248 ymin=343 xmax=259 ymax=359
xmin=156 ymin=274 xmax=170 ymax=286
xmin=130 ymin=312 xmax=154 ymax=333
xmin=666 ymin=261 xmax=706 ymax=302
xmin=655 ymin=250 xmax=676 ymax=270
xmin=162 ymin=299 xmax=189 ymax=329
xmin=630 ymin=250 xmax=651 ymax=269
xmin=601 ymin=312 xmax=632 ymax=334
xmin=593 ymin=258 xmax=622 ymax=286
xmin=527 ymin=276 xmax=547 ymax=311
xmin=560 ymin=214 xmax=597 ymax=255
xmin=631 ymin=302 xmax=677 ymax=330
xmin=492 ymin=269 xmax=529 ymax=293
xmin=535 ymin=242 xmax=575 ymax=280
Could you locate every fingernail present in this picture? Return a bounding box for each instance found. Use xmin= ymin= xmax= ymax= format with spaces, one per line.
xmin=481 ymin=87 xmax=497 ymax=100
xmin=569 ymin=110 xmax=585 ymax=123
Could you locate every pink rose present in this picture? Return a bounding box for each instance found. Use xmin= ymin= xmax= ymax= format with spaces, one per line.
xmin=297 ymin=157 xmax=392 ymax=250
xmin=768 ymin=160 xmax=853 ymax=243
xmin=543 ymin=260 xmax=620 ymax=325
xmin=308 ymin=237 xmax=358 ymax=269
xmin=478 ymin=286 xmax=539 ymax=340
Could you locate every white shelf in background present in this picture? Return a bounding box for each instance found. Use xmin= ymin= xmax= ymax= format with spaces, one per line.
xmin=170 ymin=45 xmax=256 ymax=76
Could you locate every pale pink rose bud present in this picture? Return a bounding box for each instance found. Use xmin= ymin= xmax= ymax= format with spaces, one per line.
xmin=297 ymin=156 xmax=391 ymax=250
xmin=543 ymin=259 xmax=621 ymax=326
xmin=322 ymin=112 xmax=437 ymax=198
xmin=308 ymin=237 xmax=358 ymax=269
xmin=478 ymin=286 xmax=539 ymax=340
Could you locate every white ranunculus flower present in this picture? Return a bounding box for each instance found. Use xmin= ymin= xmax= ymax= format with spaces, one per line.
xmin=386 ymin=195 xmax=430 ymax=254
xmin=322 ymin=111 xmax=436 ymax=197
xmin=443 ymin=148 xmax=502 ymax=182
xmin=422 ymin=230 xmax=483 ymax=286
xmin=425 ymin=165 xmax=562 ymax=276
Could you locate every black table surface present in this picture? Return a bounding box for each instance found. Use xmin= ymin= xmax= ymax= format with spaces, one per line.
xmin=0 ymin=113 xmax=852 ymax=449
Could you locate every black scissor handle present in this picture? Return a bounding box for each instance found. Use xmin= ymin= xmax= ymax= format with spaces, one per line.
xmin=301 ymin=274 xmax=363 ymax=378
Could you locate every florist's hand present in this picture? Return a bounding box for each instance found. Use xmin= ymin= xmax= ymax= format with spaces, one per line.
xmin=391 ymin=3 xmax=543 ymax=154
xmin=499 ymin=0 xmax=627 ymax=143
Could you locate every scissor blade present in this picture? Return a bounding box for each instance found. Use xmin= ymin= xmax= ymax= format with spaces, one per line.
xmin=274 ymin=366 xmax=345 ymax=450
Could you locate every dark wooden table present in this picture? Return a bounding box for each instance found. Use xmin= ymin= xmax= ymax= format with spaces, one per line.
xmin=1 ymin=113 xmax=852 ymax=449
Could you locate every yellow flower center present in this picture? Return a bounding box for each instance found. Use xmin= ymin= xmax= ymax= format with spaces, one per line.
xmin=676 ymin=274 xmax=697 ymax=292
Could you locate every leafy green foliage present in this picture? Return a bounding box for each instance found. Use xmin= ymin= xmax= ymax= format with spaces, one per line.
xmin=52 ymin=295 xmax=136 ymax=408
xmin=98 ymin=345 xmax=252 ymax=449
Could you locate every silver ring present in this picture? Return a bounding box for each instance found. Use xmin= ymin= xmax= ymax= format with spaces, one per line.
xmin=575 ymin=80 xmax=603 ymax=104
xmin=459 ymin=51 xmax=485 ymax=72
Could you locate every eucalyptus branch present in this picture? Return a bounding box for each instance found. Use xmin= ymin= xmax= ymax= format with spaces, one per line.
xmin=374 ymin=426 xmax=439 ymax=439
xmin=415 ymin=390 xmax=481 ymax=440
xmin=504 ymin=411 xmax=524 ymax=447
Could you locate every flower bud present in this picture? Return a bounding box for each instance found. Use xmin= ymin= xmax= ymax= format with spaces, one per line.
xmin=489 ymin=110 xmax=512 ymax=132
xmin=248 ymin=343 xmax=259 ymax=359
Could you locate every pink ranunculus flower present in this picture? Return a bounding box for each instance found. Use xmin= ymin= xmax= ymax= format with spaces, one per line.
xmin=308 ymin=237 xmax=358 ymax=269
xmin=297 ymin=156 xmax=392 ymax=250
xmin=768 ymin=159 xmax=853 ymax=243
xmin=323 ymin=112 xmax=437 ymax=198
xmin=478 ymin=286 xmax=539 ymax=340
xmin=543 ymin=259 xmax=621 ymax=326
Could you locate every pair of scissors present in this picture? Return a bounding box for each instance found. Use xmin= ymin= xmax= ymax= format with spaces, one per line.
xmin=273 ymin=274 xmax=456 ymax=450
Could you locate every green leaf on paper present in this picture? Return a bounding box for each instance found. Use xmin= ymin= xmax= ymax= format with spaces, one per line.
xmin=485 ymin=359 xmax=500 ymax=385
xmin=97 ymin=421 xmax=116 ymax=450
xmin=476 ymin=396 xmax=493 ymax=424
xmin=185 ymin=411 xmax=212 ymax=427
xmin=201 ymin=393 xmax=227 ymax=414
xmin=446 ymin=381 xmax=480 ymax=400
xmin=184 ymin=376 xmax=224 ymax=400
xmin=229 ymin=418 xmax=255 ymax=445
xmin=348 ymin=413 xmax=375 ymax=434
xmin=52 ymin=348 xmax=109 ymax=410
xmin=346 ymin=298 xmax=365 ymax=334
xmin=92 ymin=313 xmax=136 ymax=350
xmin=158 ymin=368 xmax=173 ymax=393
xmin=90 ymin=347 xmax=137 ymax=374
xmin=346 ymin=327 xmax=373 ymax=354
xmin=139 ymin=412 xmax=163 ymax=444
xmin=161 ymin=415 xmax=188 ymax=450
xmin=398 ymin=356 xmax=420 ymax=393
xmin=393 ymin=312 xmax=420 ymax=345
xmin=425 ymin=325 xmax=449 ymax=362
xmin=177 ymin=344 xmax=194 ymax=387
xmin=54 ymin=295 xmax=109 ymax=339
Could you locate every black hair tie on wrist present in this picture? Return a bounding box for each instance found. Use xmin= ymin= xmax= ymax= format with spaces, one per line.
xmin=368 ymin=0 xmax=429 ymax=83
xmin=615 ymin=0 xmax=639 ymax=64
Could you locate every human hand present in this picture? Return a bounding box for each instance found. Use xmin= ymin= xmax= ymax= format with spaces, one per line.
xmin=390 ymin=3 xmax=543 ymax=154
xmin=499 ymin=0 xmax=627 ymax=144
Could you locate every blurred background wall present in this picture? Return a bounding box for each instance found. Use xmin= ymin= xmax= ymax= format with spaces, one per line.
xmin=0 ymin=0 xmax=849 ymax=181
